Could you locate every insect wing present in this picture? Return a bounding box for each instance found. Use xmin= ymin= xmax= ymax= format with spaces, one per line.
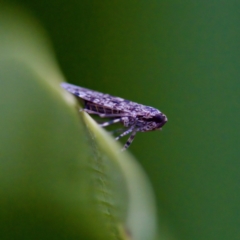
xmin=61 ymin=83 xmax=105 ymax=102
xmin=61 ymin=83 xmax=139 ymax=114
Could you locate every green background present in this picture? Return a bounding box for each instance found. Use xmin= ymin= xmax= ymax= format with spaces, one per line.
xmin=2 ymin=1 xmax=240 ymax=240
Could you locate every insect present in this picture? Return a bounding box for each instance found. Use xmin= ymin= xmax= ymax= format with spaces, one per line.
xmin=61 ymin=83 xmax=167 ymax=151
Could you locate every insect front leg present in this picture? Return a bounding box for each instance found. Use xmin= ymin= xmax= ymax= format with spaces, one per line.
xmin=115 ymin=126 xmax=134 ymax=141
xmin=122 ymin=131 xmax=137 ymax=151
xmin=110 ymin=128 xmax=126 ymax=135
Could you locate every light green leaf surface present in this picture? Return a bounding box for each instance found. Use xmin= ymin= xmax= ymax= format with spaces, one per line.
xmin=0 ymin=6 xmax=157 ymax=240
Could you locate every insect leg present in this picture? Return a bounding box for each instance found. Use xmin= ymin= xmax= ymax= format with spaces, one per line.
xmin=115 ymin=127 xmax=134 ymax=141
xmin=99 ymin=118 xmax=122 ymax=127
xmin=110 ymin=128 xmax=126 ymax=135
xmin=99 ymin=113 xmax=129 ymax=118
xmin=121 ymin=131 xmax=137 ymax=151
xmin=79 ymin=108 xmax=101 ymax=115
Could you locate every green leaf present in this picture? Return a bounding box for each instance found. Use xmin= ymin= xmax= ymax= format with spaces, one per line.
xmin=0 ymin=5 xmax=158 ymax=240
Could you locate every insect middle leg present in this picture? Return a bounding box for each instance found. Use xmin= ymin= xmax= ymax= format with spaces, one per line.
xmin=99 ymin=118 xmax=122 ymax=127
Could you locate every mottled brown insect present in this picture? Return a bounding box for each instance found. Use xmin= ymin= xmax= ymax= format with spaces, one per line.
xmin=61 ymin=83 xmax=167 ymax=150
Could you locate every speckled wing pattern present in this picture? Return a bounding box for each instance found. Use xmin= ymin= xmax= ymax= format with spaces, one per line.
xmin=61 ymin=83 xmax=160 ymax=117
xmin=61 ymin=82 xmax=167 ymax=150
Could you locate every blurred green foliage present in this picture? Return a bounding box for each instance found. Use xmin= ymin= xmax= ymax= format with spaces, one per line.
xmin=1 ymin=1 xmax=240 ymax=240
xmin=0 ymin=5 xmax=158 ymax=240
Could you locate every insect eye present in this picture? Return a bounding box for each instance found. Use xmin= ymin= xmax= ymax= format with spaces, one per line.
xmin=152 ymin=115 xmax=164 ymax=123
